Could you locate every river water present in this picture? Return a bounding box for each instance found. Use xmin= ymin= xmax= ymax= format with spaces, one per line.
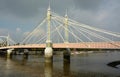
xmin=0 ymin=51 xmax=120 ymax=77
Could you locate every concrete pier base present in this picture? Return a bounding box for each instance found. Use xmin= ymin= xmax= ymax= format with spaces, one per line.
xmin=44 ymin=47 xmax=53 ymax=63
xmin=63 ymin=48 xmax=71 ymax=63
xmin=44 ymin=41 xmax=53 ymax=63
xmin=7 ymin=49 xmax=13 ymax=59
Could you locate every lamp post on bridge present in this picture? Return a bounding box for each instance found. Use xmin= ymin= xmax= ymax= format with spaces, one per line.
xmin=44 ymin=5 xmax=53 ymax=63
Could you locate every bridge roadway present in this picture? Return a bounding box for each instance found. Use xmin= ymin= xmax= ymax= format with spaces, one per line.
xmin=0 ymin=42 xmax=120 ymax=50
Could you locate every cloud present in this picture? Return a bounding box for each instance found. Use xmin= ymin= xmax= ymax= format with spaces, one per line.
xmin=0 ymin=28 xmax=8 ymax=35
xmin=0 ymin=0 xmax=47 ymax=18
xmin=0 ymin=28 xmax=22 ymax=42
xmin=23 ymin=28 xmax=45 ymax=38
xmin=74 ymin=0 xmax=105 ymax=11
xmin=16 ymin=27 xmax=22 ymax=33
xmin=0 ymin=0 xmax=120 ymax=42
xmin=0 ymin=0 xmax=74 ymax=19
xmin=68 ymin=0 xmax=120 ymax=32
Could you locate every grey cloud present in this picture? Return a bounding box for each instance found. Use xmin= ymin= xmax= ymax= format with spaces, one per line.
xmin=0 ymin=28 xmax=8 ymax=35
xmin=74 ymin=0 xmax=106 ymax=11
xmin=0 ymin=0 xmax=74 ymax=18
xmin=98 ymin=0 xmax=120 ymax=32
xmin=68 ymin=0 xmax=120 ymax=32
xmin=0 ymin=0 xmax=120 ymax=40
xmin=51 ymin=0 xmax=74 ymax=14
xmin=0 ymin=0 xmax=48 ymax=18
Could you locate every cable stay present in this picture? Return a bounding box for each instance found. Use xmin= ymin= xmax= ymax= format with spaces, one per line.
xmin=0 ymin=36 xmax=16 ymax=47
xmin=19 ymin=11 xmax=120 ymax=46
xmin=69 ymin=25 xmax=93 ymax=42
xmin=21 ymin=18 xmax=47 ymax=44
xmin=52 ymin=12 xmax=120 ymax=38
xmin=54 ymin=19 xmax=84 ymax=43
xmin=52 ymin=19 xmax=65 ymax=43
xmin=34 ymin=23 xmax=63 ymax=44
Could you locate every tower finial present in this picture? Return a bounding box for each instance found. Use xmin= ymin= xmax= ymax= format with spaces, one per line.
xmin=65 ymin=9 xmax=68 ymax=17
xmin=7 ymin=32 xmax=9 ymax=38
xmin=48 ymin=1 xmax=51 ymax=11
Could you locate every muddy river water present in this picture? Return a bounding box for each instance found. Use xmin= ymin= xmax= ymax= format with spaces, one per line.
xmin=0 ymin=51 xmax=120 ymax=77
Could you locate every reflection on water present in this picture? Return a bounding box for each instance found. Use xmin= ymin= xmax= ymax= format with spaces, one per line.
xmin=5 ymin=59 xmax=12 ymax=77
xmin=45 ymin=62 xmax=53 ymax=77
xmin=0 ymin=51 xmax=120 ymax=77
xmin=6 ymin=59 xmax=11 ymax=70
xmin=21 ymin=58 xmax=28 ymax=65
xmin=64 ymin=61 xmax=70 ymax=77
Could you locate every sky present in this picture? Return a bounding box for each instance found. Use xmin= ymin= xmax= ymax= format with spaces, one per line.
xmin=0 ymin=0 xmax=120 ymax=42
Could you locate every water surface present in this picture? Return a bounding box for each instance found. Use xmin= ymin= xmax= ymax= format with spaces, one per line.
xmin=0 ymin=51 xmax=120 ymax=77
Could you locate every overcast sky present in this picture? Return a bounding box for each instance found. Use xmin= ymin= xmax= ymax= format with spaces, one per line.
xmin=0 ymin=0 xmax=120 ymax=42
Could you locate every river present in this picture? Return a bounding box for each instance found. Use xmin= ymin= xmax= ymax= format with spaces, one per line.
xmin=0 ymin=51 xmax=120 ymax=77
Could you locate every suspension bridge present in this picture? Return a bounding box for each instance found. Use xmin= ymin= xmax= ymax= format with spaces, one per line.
xmin=0 ymin=6 xmax=120 ymax=62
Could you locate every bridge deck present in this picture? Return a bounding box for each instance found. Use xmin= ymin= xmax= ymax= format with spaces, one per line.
xmin=0 ymin=42 xmax=120 ymax=50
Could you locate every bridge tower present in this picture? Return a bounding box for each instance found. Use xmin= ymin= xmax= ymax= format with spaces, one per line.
xmin=44 ymin=5 xmax=53 ymax=63
xmin=64 ymin=12 xmax=69 ymax=43
xmin=6 ymin=34 xmax=13 ymax=59
xmin=6 ymin=34 xmax=9 ymax=46
xmin=64 ymin=12 xmax=71 ymax=63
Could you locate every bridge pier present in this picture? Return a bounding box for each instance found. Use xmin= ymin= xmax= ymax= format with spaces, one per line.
xmin=44 ymin=5 xmax=53 ymax=63
xmin=7 ymin=49 xmax=14 ymax=59
xmin=63 ymin=11 xmax=70 ymax=63
xmin=63 ymin=48 xmax=71 ymax=63
xmin=44 ymin=41 xmax=53 ymax=63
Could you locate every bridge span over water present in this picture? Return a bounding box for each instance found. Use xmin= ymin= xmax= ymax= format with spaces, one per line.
xmin=0 ymin=6 xmax=120 ymax=62
xmin=0 ymin=7 xmax=120 ymax=50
